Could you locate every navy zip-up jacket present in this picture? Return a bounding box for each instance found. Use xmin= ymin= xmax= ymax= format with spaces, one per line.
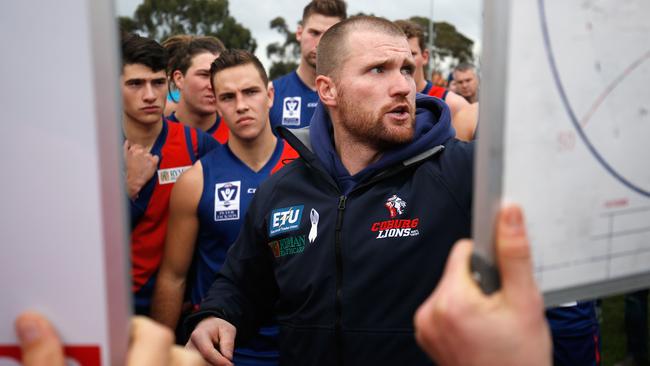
xmin=187 ymin=94 xmax=474 ymax=365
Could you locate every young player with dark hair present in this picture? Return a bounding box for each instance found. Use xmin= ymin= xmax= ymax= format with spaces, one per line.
xmin=121 ymin=33 xmax=219 ymax=316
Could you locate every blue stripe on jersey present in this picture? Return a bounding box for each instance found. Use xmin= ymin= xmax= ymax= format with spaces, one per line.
xmin=183 ymin=125 xmax=197 ymax=163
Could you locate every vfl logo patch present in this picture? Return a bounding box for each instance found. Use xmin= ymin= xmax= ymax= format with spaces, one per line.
xmin=281 ymin=96 xmax=301 ymax=126
xmin=269 ymin=205 xmax=304 ymax=236
xmin=214 ymin=181 xmax=241 ymax=221
xmin=157 ymin=166 xmax=191 ymax=185
xmin=269 ymin=235 xmax=307 ymax=258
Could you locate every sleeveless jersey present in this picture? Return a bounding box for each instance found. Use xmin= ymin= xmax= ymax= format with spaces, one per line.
xmin=194 ymin=138 xmax=298 ymax=365
xmin=167 ymin=111 xmax=229 ymax=144
xmin=421 ymin=80 xmax=449 ymax=100
xmin=269 ymin=71 xmax=319 ymax=130
xmin=129 ymin=118 xmax=218 ymax=313
xmin=193 ymin=138 xmax=298 ymax=304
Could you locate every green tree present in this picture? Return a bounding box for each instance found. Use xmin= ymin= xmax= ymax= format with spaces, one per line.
xmin=120 ymin=0 xmax=256 ymax=52
xmin=266 ymin=16 xmax=299 ymax=80
xmin=409 ymin=16 xmax=474 ymax=69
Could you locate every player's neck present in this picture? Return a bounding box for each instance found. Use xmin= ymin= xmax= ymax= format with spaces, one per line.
xmin=122 ymin=115 xmax=163 ymax=151
xmin=227 ymin=123 xmax=277 ymax=172
xmin=296 ymin=62 xmax=317 ymax=91
xmin=332 ymin=123 xmax=383 ymax=176
xmin=415 ymin=71 xmax=428 ymax=93
xmin=174 ymin=103 xmax=217 ymax=132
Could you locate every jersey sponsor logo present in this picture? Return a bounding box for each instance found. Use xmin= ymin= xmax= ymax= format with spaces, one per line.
xmin=157 ymin=166 xmax=191 ymax=185
xmin=282 ymin=96 xmax=301 ymax=126
xmin=268 ymin=234 xmax=307 ymax=258
xmin=247 ymin=188 xmax=257 ymax=194
xmin=214 ymin=181 xmax=241 ymax=221
xmin=269 ymin=205 xmax=303 ymax=236
xmin=307 ymin=102 xmax=318 ymax=108
xmin=372 ymin=195 xmax=420 ymax=239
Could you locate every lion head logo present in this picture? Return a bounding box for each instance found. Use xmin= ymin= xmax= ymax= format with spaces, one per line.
xmin=384 ymin=195 xmax=407 ymax=218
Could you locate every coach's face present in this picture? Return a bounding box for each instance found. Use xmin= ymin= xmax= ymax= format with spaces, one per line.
xmin=334 ymin=30 xmax=417 ymax=149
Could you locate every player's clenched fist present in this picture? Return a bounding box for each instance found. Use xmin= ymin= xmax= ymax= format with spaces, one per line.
xmin=124 ymin=140 xmax=159 ymax=199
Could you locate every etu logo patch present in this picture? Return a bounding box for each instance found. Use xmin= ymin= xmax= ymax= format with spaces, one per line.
xmin=269 ymin=205 xmax=303 ymax=237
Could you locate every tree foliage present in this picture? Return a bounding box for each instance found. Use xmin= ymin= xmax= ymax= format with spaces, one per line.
xmin=120 ymin=0 xmax=256 ymax=52
xmin=266 ymin=16 xmax=299 ymax=80
xmin=409 ymin=16 xmax=474 ymax=68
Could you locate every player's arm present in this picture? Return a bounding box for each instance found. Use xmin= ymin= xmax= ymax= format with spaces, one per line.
xmin=450 ymin=103 xmax=478 ymax=141
xmin=151 ymin=161 xmax=204 ymax=330
xmin=444 ymin=90 xmax=471 ymax=117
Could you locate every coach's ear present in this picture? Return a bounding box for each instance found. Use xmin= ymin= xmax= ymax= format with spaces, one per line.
xmin=316 ymin=75 xmax=338 ymax=108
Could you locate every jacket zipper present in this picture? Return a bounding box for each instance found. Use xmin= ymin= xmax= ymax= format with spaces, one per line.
xmin=335 ymin=194 xmax=347 ymax=366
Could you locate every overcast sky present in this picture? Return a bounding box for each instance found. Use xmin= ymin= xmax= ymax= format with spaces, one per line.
xmin=115 ymin=0 xmax=483 ymax=72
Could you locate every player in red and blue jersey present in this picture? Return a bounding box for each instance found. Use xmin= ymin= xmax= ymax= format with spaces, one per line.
xmin=394 ymin=19 xmax=477 ymax=141
xmin=120 ymin=33 xmax=219 ymax=316
xmin=162 ymin=35 xmax=230 ymax=144
xmin=152 ymin=50 xmax=297 ymax=365
xmin=269 ymin=0 xmax=347 ymax=130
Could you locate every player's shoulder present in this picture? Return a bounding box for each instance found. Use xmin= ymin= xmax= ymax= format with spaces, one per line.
xmin=272 ymin=71 xmax=297 ymax=90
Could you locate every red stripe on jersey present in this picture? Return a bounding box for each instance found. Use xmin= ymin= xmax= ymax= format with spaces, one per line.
xmin=427 ymin=85 xmax=447 ymax=99
xmin=131 ymin=121 xmax=196 ymax=292
xmin=212 ymin=119 xmax=229 ymax=144
xmin=271 ymin=141 xmax=299 ymax=175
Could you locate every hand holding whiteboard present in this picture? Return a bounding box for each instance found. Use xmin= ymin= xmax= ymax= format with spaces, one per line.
xmin=473 ymin=0 xmax=650 ymax=304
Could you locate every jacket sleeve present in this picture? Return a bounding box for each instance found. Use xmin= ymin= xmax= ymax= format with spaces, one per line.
xmin=184 ymin=193 xmax=279 ymax=343
xmin=440 ymin=139 xmax=474 ymax=219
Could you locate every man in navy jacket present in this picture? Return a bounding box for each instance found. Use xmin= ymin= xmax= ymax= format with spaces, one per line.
xmin=185 ymin=16 xmax=473 ymax=366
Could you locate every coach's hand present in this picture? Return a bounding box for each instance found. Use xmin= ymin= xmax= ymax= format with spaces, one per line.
xmin=414 ymin=205 xmax=552 ymax=366
xmin=186 ymin=317 xmax=236 ymax=366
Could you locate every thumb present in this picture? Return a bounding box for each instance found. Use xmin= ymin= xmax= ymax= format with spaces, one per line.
xmin=15 ymin=312 xmax=65 ymax=366
xmin=495 ymin=205 xmax=539 ymax=305
xmin=218 ymin=325 xmax=236 ymax=361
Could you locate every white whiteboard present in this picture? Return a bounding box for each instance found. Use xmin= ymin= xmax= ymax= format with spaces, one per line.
xmin=474 ymin=0 xmax=650 ymax=305
xmin=0 ymin=1 xmax=129 ymax=365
